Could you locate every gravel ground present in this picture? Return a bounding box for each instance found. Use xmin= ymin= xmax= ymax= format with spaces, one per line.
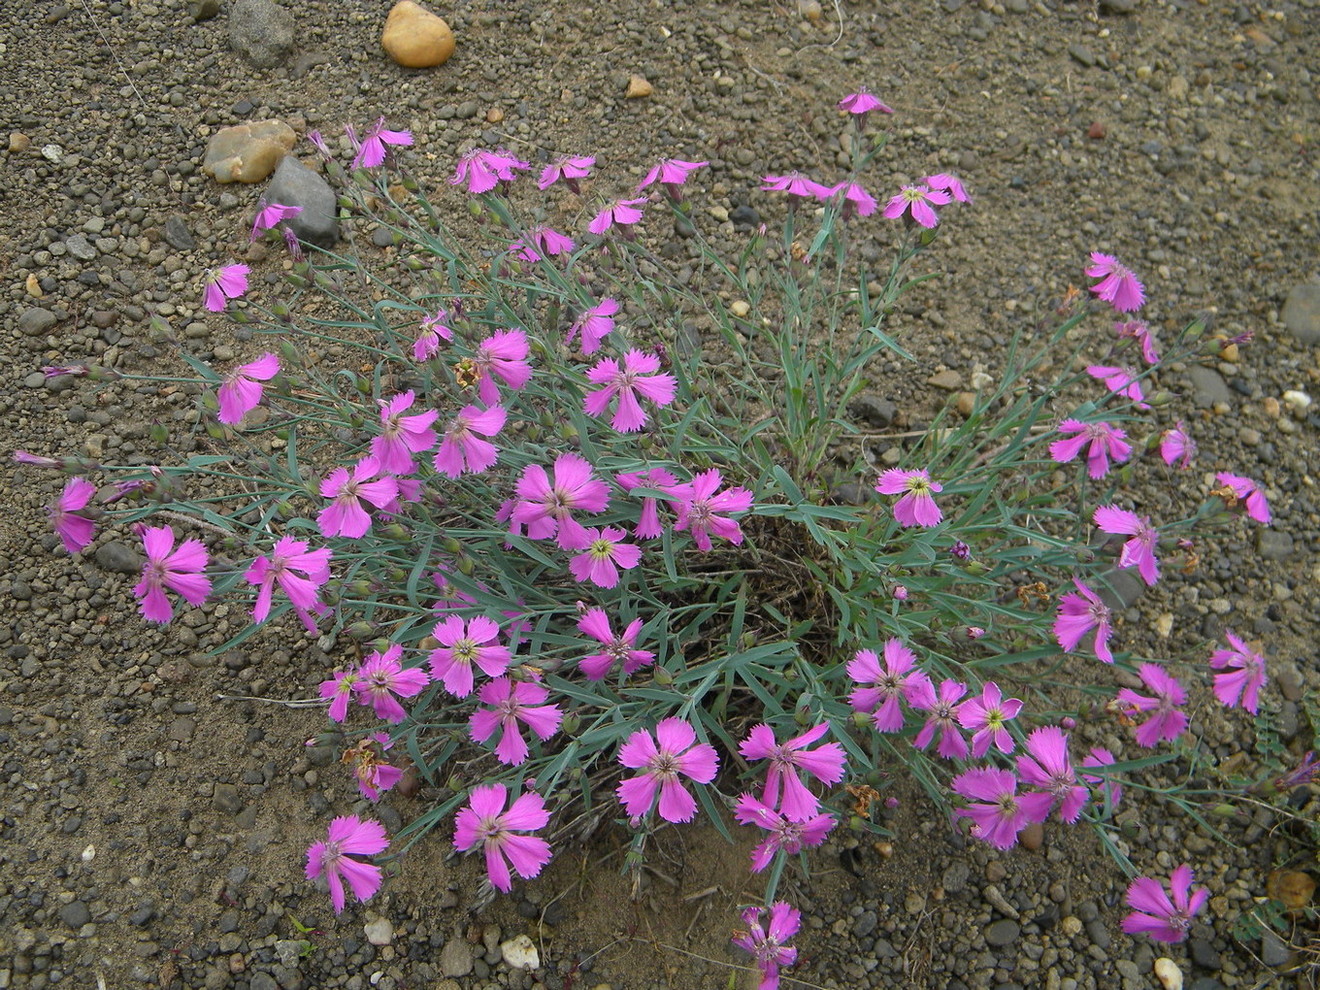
xmin=1 ymin=0 xmax=1317 ymax=988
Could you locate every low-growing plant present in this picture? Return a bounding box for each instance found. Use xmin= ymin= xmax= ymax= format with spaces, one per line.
xmin=18 ymin=91 xmax=1302 ymax=986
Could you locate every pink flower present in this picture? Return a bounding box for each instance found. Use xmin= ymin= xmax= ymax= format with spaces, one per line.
xmin=1086 ymin=365 xmax=1150 ymax=409
xmin=428 ymin=615 xmax=511 ymax=698
xmin=637 ymin=158 xmax=708 ymax=192
xmin=1086 ymin=251 xmax=1145 ymax=312
xmin=1214 ymin=472 xmax=1271 ymax=524
xmin=739 ymin=723 xmax=847 ymax=822
xmin=250 ymin=201 xmax=303 ymax=241
xmin=882 ymin=184 xmax=951 ymax=228
xmin=133 ymin=525 xmax=211 ymax=624
xmin=616 ymin=467 xmax=679 ymax=539
xmin=1093 ymin=505 xmax=1160 ymax=586
xmin=217 ymin=352 xmax=280 ymax=425
xmin=1115 ymin=319 xmax=1159 ymax=365
xmin=760 ymin=172 xmax=833 ymax=199
xmin=433 ymin=404 xmax=506 ymax=478
xmin=371 ymin=390 xmax=438 ymax=475
xmin=470 ymin=677 xmax=563 ymax=766
xmin=828 ymin=180 xmax=878 ymax=218
xmin=512 ymin=453 xmax=611 ymax=549
xmin=305 ymin=815 xmax=389 ymax=914
xmin=568 ymin=526 xmax=642 ymax=588
xmin=1122 ymin=865 xmax=1208 ymax=943
xmin=838 ymin=88 xmax=893 ymax=117
xmin=12 ymin=451 xmax=64 ymax=468
xmin=924 ymin=173 xmax=971 ymax=203
xmin=566 ymin=298 xmax=618 ymax=355
xmin=453 ymin=784 xmax=551 ymax=892
xmin=450 ymin=147 xmax=529 ymax=193
xmin=848 ymin=640 xmax=935 ymax=733
xmin=1159 ymin=421 xmax=1196 ymax=468
xmin=731 ymin=902 xmax=800 ymax=990
xmin=588 ymin=197 xmax=647 ymax=235
xmin=911 ymin=678 xmax=969 ymax=760
xmin=733 ymin=795 xmax=835 ymax=872
xmin=951 ymin=768 xmax=1029 ymax=850
xmin=510 ymin=225 xmax=575 ymax=261
xmin=1115 ymin=663 xmax=1187 ymax=747
xmin=537 ymin=154 xmax=595 ymax=192
xmin=244 ymin=535 xmax=332 ymax=629
xmin=1209 ymin=630 xmax=1267 ymax=714
xmin=347 ymin=732 xmax=403 ymax=803
xmin=1080 ymin=747 xmax=1123 ymax=812
xmin=668 ymin=468 xmax=753 ymax=551
xmin=577 ymin=607 xmax=654 ymax=680
xmin=616 ymin=717 xmax=719 ymax=823
xmin=1016 ymin=726 xmax=1089 ymax=824
xmin=1049 ymin=419 xmax=1131 ymax=479
xmin=353 ymin=643 xmax=428 ymax=723
xmin=1053 ymin=578 xmax=1115 ymax=663
xmin=957 ymin=681 xmax=1024 ymax=757
xmin=48 ymin=476 xmax=97 ymax=553
xmin=317 ymin=458 xmax=398 ymax=539
xmin=583 ymin=350 xmax=677 ymax=432
xmin=472 ymin=329 xmax=532 ymax=405
xmin=319 ymin=667 xmax=360 ymax=723
xmin=202 ymin=263 xmax=249 ymax=313
xmin=349 ymin=117 xmax=413 ymax=169
xmin=874 ymin=468 xmax=943 ymax=527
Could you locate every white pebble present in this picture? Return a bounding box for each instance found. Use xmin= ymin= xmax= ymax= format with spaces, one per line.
xmin=1154 ymin=957 xmax=1184 ymax=990
xmin=1282 ymin=389 xmax=1312 ymax=411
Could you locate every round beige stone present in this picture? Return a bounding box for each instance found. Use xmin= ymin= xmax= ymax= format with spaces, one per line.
xmin=381 ymin=0 xmax=455 ymax=69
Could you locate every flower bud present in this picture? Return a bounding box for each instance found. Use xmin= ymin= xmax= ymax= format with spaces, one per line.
xmin=349 ymin=580 xmax=375 ymax=597
xmin=850 ymin=711 xmax=872 ymax=729
xmin=1146 ymin=390 xmax=1176 ymax=407
xmin=442 ymin=537 xmax=463 ymax=554
xmin=370 ymin=637 xmax=392 ymax=655
xmin=557 ymin=422 xmax=579 ymax=441
xmin=652 ymin=665 xmax=674 ymax=685
xmin=1210 ymin=803 xmax=1239 ymax=818
xmin=457 ymin=556 xmax=475 ymax=576
xmin=205 ymin=422 xmax=225 ymax=440
xmin=346 ymin=621 xmax=375 ymax=640
xmin=560 ymin=713 xmax=580 ymax=735
xmin=380 ymin=523 xmax=410 ymax=541
xmin=149 ymin=423 xmax=168 ymax=444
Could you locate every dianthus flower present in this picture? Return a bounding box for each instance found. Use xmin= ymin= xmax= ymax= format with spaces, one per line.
xmin=453 ymin=784 xmax=551 ymax=893
xmin=838 ymin=88 xmax=893 ymax=117
xmin=343 ymin=732 xmax=403 ymax=803
xmin=957 ymin=681 xmax=1024 ymax=757
xmin=133 ymin=525 xmax=211 ymax=624
xmin=1209 ymin=630 xmax=1267 ymax=714
xmin=349 ymin=118 xmax=413 ymax=169
xmin=1093 ymin=505 xmax=1160 ymax=585
xmin=951 ymin=767 xmax=1029 ymax=850
xmin=469 ymin=328 xmax=532 ymax=405
xmin=202 ymin=263 xmax=249 ymax=313
xmin=912 ymin=678 xmax=970 ymax=760
xmin=1122 ymin=865 xmax=1208 ymax=944
xmin=1085 ymin=251 xmax=1145 ymax=312
xmin=739 ymin=723 xmax=847 ymax=823
xmin=319 ymin=666 xmax=361 ymax=722
xmin=449 ymin=147 xmax=527 ymax=193
xmin=509 ymin=224 xmax=576 ymax=261
xmin=1214 ymin=472 xmax=1271 ymax=524
xmin=245 ymin=535 xmax=332 ymax=630
xmin=1159 ymin=421 xmax=1196 ymax=468
xmin=1049 ymin=419 xmax=1131 ymax=479
xmin=511 ymin=453 xmax=611 ymax=549
xmin=733 ymin=795 xmax=835 ymax=873
xmin=353 ymin=643 xmax=429 ymax=724
xmin=874 ymin=467 xmax=943 ymax=527
xmin=317 ymin=458 xmax=398 ymax=539
xmin=250 ymin=201 xmax=303 ymax=242
xmin=616 ymin=717 xmax=719 ymax=823
xmin=469 ymin=677 xmax=563 ymax=766
xmin=433 ymin=404 xmax=506 ymax=478
xmin=1016 ymin=726 xmax=1089 ymax=824
xmin=760 ymin=171 xmax=832 ymax=199
xmin=1115 ymin=662 xmax=1187 ymax=747
xmin=569 ymin=526 xmax=642 ymax=589
xmin=588 ymin=197 xmax=647 ymax=235
xmin=637 ymin=157 xmax=707 ymax=193
xmin=1086 ymin=364 xmax=1150 ymax=409
xmin=566 ymin=298 xmax=618 ymax=355
xmin=1115 ymin=319 xmax=1159 ymax=364
xmin=537 ymin=154 xmax=595 ymax=193
xmin=305 ymin=815 xmax=389 ymax=914
xmin=1080 ymin=747 xmax=1123 ymax=812
xmin=371 ymin=390 xmax=438 ymax=475
xmin=583 ymin=349 xmax=677 ymax=432
xmin=668 ymin=468 xmax=754 ymax=551
xmin=828 ymin=180 xmax=878 ymax=218
xmin=848 ymin=639 xmax=935 ymax=733
xmin=731 ymin=902 xmax=800 ymax=990
xmin=48 ymin=476 xmax=97 ymax=553
xmin=1053 ymin=578 xmax=1115 ymax=663
xmin=882 ymin=184 xmax=951 ymax=228
xmin=217 ymin=352 xmax=280 ymax=425
xmin=428 ymin=615 xmax=511 ymax=698
xmin=924 ymin=172 xmax=971 ymax=203
xmin=577 ymin=607 xmax=655 ymax=680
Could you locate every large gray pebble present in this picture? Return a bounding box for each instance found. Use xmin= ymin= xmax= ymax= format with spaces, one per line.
xmin=95 ymin=540 xmax=143 ymax=574
xmin=1281 ymin=283 xmax=1320 ymax=346
xmin=265 ymin=156 xmax=339 ymax=248
xmin=19 ymin=308 xmax=58 ymax=337
xmin=229 ymin=0 xmax=295 ymax=69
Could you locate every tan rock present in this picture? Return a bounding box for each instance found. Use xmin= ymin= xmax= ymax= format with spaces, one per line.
xmin=1267 ymin=870 xmax=1316 ymax=912
xmin=202 ymin=119 xmax=296 ymax=184
xmin=25 ymin=273 xmax=42 ymax=298
xmin=9 ymin=131 xmax=30 ymax=153
xmin=1153 ymin=957 xmax=1183 ymax=990
xmin=381 ymin=1 xmax=455 ymax=69
xmin=626 ymin=74 xmax=653 ymax=98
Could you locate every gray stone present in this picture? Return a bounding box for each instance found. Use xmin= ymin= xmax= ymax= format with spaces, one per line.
xmin=249 ymin=974 xmax=278 ymax=990
xmin=165 ymin=216 xmax=197 ymax=251
xmin=1099 ymin=0 xmax=1136 ymax=12
xmin=854 ymin=909 xmax=878 ymax=938
xmin=850 ymin=394 xmax=897 ymax=428
xmin=1186 ymin=365 xmax=1233 ymax=408
xmin=229 ymin=0 xmax=295 ymax=69
xmin=1257 ymin=528 xmax=1294 ymax=561
xmin=189 ymin=0 xmax=220 ymax=20
xmin=59 ymin=901 xmax=91 ymax=928
xmin=1282 ymin=283 xmax=1320 ymax=346
xmin=212 ymin=783 xmax=243 ymax=814
xmin=440 ymin=937 xmax=473 ymax=977
xmin=985 ymin=919 xmax=1020 ymax=946
xmin=1068 ymin=44 xmax=1097 ymax=67
xmin=95 ymin=541 xmax=143 ymax=574
xmin=1085 ymin=918 xmax=1112 ymax=950
xmin=65 ymin=233 xmax=98 ymax=260
xmin=167 ymin=717 xmax=196 ymax=742
xmin=265 ymin=156 xmax=339 ymax=248
xmin=942 ymin=860 xmax=971 ymax=895
xmin=1261 ymin=930 xmax=1291 ymax=966
xmin=19 ymin=307 xmax=58 ymax=337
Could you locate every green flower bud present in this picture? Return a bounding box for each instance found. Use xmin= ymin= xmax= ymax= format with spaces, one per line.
xmin=653 ymin=666 xmax=674 ymax=685
xmin=381 ymin=523 xmax=410 ymax=541
xmin=205 ymin=422 xmax=225 ymax=440
xmin=346 ymin=621 xmax=375 ymax=640
xmin=457 ymin=557 xmax=475 ymax=576
xmin=560 ymin=713 xmax=580 ymax=735
xmin=371 ymin=637 xmax=392 ymax=655
xmin=349 ymin=580 xmax=375 ymax=597
xmin=149 ymin=423 xmax=168 ymax=444
xmin=442 ymin=537 xmax=462 ymax=554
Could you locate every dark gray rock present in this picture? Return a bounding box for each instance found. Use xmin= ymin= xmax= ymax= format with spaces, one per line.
xmin=265 ymin=156 xmax=339 ymax=248
xmin=164 ymin=216 xmax=197 ymax=251
xmin=1069 ymin=44 xmax=1097 ymax=67
xmin=1186 ymin=364 xmax=1233 ymax=408
xmin=1260 ymin=930 xmax=1291 ymax=966
xmin=19 ymin=307 xmax=58 ymax=337
xmin=95 ymin=541 xmax=143 ymax=574
xmin=1190 ymin=937 xmax=1221 ymax=969
xmin=65 ymin=233 xmax=98 ymax=260
xmin=212 ymin=783 xmax=243 ymax=814
xmin=985 ymin=919 xmax=1020 ymax=946
xmin=1099 ymin=0 xmax=1136 ymax=12
xmin=1282 ymin=283 xmax=1320 ymax=346
xmin=59 ymin=901 xmax=91 ymax=928
xmin=850 ymin=393 xmax=897 ymax=428
xmin=229 ymin=0 xmax=295 ymax=69
xmin=189 ymin=0 xmax=220 ymax=20
xmin=1257 ymin=528 xmax=1294 ymax=561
